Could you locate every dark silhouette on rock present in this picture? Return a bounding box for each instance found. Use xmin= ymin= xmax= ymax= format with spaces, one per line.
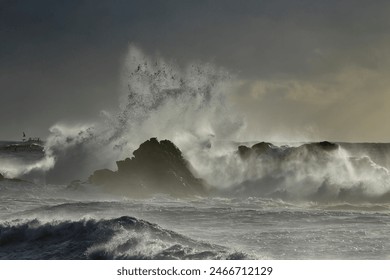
xmin=89 ymin=138 xmax=207 ymax=197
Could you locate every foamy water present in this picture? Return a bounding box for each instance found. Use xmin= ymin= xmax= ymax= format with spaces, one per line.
xmin=1 ymin=180 xmax=390 ymax=259
xmin=1 ymin=47 xmax=390 ymax=259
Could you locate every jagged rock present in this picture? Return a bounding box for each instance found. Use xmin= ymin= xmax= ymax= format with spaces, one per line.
xmin=89 ymin=138 xmax=206 ymax=197
xmin=0 ymin=142 xmax=44 ymax=153
xmin=0 ymin=173 xmax=4 ymax=180
xmin=251 ymin=142 xmax=275 ymax=154
xmin=238 ymin=145 xmax=251 ymax=159
xmin=301 ymin=141 xmax=338 ymax=152
xmin=238 ymin=140 xmax=339 ymax=160
xmin=238 ymin=142 xmax=276 ymax=159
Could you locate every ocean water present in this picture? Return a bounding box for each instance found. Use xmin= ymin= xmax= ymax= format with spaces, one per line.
xmin=1 ymin=142 xmax=390 ymax=260
xmin=1 ymin=178 xmax=390 ymax=259
xmin=1 ymin=47 xmax=390 ymax=260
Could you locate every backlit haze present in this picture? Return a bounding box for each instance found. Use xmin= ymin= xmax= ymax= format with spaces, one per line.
xmin=1 ymin=0 xmax=390 ymax=142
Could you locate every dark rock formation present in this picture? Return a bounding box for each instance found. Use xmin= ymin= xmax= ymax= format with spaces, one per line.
xmin=301 ymin=141 xmax=338 ymax=152
xmin=251 ymin=142 xmax=275 ymax=154
xmin=237 ymin=145 xmax=252 ymax=159
xmin=89 ymin=138 xmax=206 ymax=197
xmin=0 ymin=142 xmax=44 ymax=153
xmin=0 ymin=173 xmax=4 ymax=180
xmin=238 ymin=141 xmax=339 ymax=160
xmin=238 ymin=142 xmax=278 ymax=159
xmin=232 ymin=140 xmax=342 ymax=200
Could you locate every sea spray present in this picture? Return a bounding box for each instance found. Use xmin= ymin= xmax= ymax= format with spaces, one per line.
xmin=37 ymin=45 xmax=244 ymax=183
xmin=2 ymin=46 xmax=390 ymax=204
xmin=224 ymin=142 xmax=390 ymax=203
xmin=0 ymin=216 xmax=247 ymax=260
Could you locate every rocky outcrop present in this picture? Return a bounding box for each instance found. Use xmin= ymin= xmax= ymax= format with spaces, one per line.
xmin=0 ymin=142 xmax=44 ymax=153
xmin=0 ymin=173 xmax=4 ymax=180
xmin=237 ymin=141 xmax=339 ymax=160
xmin=231 ymin=140 xmax=343 ymax=199
xmin=89 ymin=138 xmax=206 ymax=197
xmin=300 ymin=141 xmax=338 ymax=153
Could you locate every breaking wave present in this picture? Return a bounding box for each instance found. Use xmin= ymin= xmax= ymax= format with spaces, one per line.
xmin=28 ymin=45 xmax=244 ymax=183
xmin=0 ymin=216 xmax=247 ymax=260
xmin=2 ymin=46 xmax=390 ymax=205
xmin=218 ymin=142 xmax=390 ymax=204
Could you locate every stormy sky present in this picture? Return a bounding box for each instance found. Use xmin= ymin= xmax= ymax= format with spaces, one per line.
xmin=1 ymin=0 xmax=390 ymax=142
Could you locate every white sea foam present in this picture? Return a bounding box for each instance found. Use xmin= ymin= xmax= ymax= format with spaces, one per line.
xmin=2 ymin=46 xmax=390 ymax=204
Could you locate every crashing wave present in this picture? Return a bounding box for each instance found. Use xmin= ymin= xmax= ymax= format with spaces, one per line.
xmin=30 ymin=46 xmax=243 ymax=184
xmin=0 ymin=216 xmax=247 ymax=260
xmin=226 ymin=141 xmax=390 ymax=203
xmin=2 ymin=46 xmax=390 ymax=205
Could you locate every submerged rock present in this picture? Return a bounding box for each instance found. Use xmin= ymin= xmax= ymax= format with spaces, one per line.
xmin=89 ymin=138 xmax=206 ymax=197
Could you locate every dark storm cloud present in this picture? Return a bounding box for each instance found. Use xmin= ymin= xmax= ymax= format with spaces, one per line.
xmin=1 ymin=0 xmax=390 ymax=141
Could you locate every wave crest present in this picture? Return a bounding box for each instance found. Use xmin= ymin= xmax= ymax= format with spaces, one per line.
xmin=27 ymin=46 xmax=243 ymax=183
xmin=0 ymin=216 xmax=247 ymax=260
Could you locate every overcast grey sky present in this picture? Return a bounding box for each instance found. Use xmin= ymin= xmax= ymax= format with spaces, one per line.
xmin=1 ymin=0 xmax=390 ymax=141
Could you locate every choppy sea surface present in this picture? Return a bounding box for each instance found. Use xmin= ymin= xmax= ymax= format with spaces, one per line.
xmin=2 ymin=48 xmax=390 ymax=260
xmin=1 ymin=174 xmax=390 ymax=260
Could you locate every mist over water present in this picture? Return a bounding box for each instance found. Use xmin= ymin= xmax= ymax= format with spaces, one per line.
xmin=2 ymin=47 xmax=390 ymax=260
xmin=31 ymin=46 xmax=244 ymax=183
xmin=224 ymin=142 xmax=390 ymax=204
xmin=2 ymin=46 xmax=390 ymax=205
